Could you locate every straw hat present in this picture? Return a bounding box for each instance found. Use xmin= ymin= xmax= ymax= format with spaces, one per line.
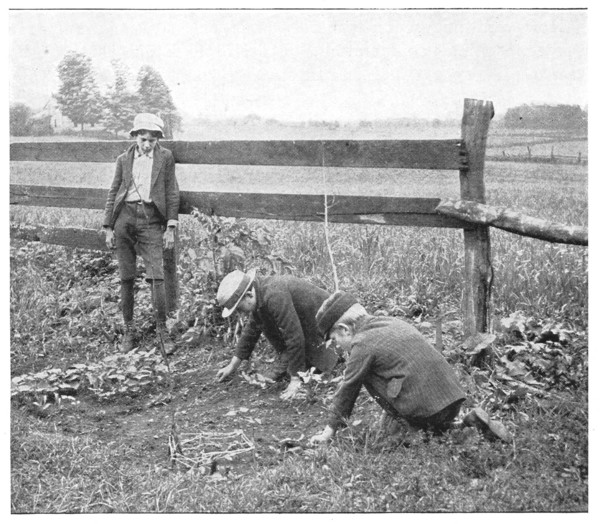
xmin=216 ymin=268 xmax=257 ymax=318
xmin=129 ymin=113 xmax=165 ymax=138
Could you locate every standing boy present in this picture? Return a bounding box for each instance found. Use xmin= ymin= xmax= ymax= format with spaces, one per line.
xmin=103 ymin=113 xmax=180 ymax=354
xmin=215 ymin=269 xmax=338 ymax=400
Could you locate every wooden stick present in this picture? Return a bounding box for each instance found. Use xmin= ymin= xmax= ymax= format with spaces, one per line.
xmin=322 ymin=146 xmax=340 ymax=292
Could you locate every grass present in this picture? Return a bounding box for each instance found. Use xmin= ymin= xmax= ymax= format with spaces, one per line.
xmin=10 ymin=140 xmax=588 ymax=513
xmin=11 ymin=386 xmax=587 ymax=512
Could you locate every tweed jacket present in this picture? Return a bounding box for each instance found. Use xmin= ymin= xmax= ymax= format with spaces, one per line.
xmin=235 ymin=276 xmax=330 ymax=375
xmin=103 ymin=143 xmax=180 ymax=228
xmin=327 ymin=316 xmax=466 ymax=429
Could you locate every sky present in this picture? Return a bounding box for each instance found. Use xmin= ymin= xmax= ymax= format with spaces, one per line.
xmin=8 ymin=7 xmax=589 ymax=122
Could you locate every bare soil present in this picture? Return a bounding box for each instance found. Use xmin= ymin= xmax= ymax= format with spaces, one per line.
xmin=43 ymin=341 xmax=353 ymax=476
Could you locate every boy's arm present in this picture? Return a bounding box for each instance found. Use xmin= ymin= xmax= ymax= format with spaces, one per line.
xmin=164 ymin=152 xmax=179 ymax=226
xmin=264 ymin=292 xmax=306 ymax=375
xmin=216 ymin=317 xmax=262 ymax=382
xmin=326 ymin=347 xmax=374 ymax=430
xmin=216 ymin=355 xmax=243 ymax=382
xmin=103 ymin=156 xmax=124 ymax=228
xmin=311 ymin=346 xmax=373 ymax=443
xmin=234 ymin=314 xmax=263 ymax=362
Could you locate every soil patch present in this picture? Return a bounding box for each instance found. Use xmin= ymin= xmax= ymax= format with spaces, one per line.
xmin=30 ymin=341 xmax=353 ymax=477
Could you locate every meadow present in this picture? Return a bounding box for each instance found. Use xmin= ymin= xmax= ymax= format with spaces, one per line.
xmin=10 ymin=158 xmax=588 ymax=322
xmin=9 ymin=136 xmax=588 ymax=512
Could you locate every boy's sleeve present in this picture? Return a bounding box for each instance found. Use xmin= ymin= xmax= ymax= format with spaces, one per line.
xmin=103 ymin=156 xmax=124 ymax=227
xmin=235 ymin=315 xmax=263 ymax=361
xmin=164 ymin=151 xmax=180 ymax=223
xmin=263 ymin=291 xmax=306 ymax=375
xmin=327 ymin=346 xmax=374 ymax=429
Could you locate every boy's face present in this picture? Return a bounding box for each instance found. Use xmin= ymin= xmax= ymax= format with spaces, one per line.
xmin=135 ymin=131 xmax=158 ymax=155
xmin=236 ymin=289 xmax=257 ymax=315
xmin=328 ymin=324 xmax=353 ymax=354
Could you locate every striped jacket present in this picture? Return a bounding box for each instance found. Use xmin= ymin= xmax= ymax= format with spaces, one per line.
xmin=328 ymin=315 xmax=465 ymax=429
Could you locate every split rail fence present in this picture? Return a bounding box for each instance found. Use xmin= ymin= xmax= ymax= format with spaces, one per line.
xmin=10 ymin=99 xmax=587 ymax=337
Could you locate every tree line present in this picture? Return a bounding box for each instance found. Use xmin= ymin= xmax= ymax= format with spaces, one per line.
xmin=503 ymin=103 xmax=587 ymax=131
xmin=10 ymin=51 xmax=181 ymax=138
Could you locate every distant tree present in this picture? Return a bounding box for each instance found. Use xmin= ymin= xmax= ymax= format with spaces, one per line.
xmin=103 ymin=60 xmax=138 ymax=137
xmin=10 ymin=103 xmax=33 ymax=136
xmin=55 ymin=51 xmax=104 ymax=131
xmin=29 ymin=114 xmax=54 ymax=137
xmin=135 ymin=65 xmax=181 ymax=138
xmin=504 ymin=104 xmax=587 ymax=131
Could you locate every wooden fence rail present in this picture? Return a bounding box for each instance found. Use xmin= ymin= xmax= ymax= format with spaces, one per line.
xmin=10 ymin=139 xmax=467 ymax=169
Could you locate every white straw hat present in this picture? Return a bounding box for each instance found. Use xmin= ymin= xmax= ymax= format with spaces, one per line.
xmin=217 ymin=268 xmax=257 ymax=318
xmin=129 ymin=113 xmax=165 ymax=138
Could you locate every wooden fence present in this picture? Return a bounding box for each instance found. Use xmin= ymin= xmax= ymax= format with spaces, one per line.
xmin=487 ymin=151 xmax=587 ymax=165
xmin=10 ymin=98 xmax=587 ymax=337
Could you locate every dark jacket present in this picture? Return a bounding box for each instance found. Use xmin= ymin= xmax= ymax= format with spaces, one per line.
xmin=235 ymin=276 xmax=330 ymax=375
xmin=328 ymin=316 xmax=466 ymax=429
xmin=103 ymin=143 xmax=179 ymax=228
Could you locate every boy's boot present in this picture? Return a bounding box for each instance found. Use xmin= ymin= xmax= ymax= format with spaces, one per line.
xmin=122 ymin=322 xmax=135 ymax=352
xmin=157 ymin=323 xmax=176 ymax=356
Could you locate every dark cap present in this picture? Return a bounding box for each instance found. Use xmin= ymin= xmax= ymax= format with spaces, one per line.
xmin=316 ymin=291 xmax=359 ymax=338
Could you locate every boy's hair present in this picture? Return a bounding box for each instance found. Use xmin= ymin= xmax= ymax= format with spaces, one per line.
xmin=132 ymin=129 xmax=162 ymax=139
xmin=333 ymin=303 xmax=368 ymax=333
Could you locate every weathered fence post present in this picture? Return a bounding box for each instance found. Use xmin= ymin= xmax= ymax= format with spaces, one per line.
xmin=460 ymin=98 xmax=494 ymax=337
xmin=163 ymin=234 xmax=179 ymax=314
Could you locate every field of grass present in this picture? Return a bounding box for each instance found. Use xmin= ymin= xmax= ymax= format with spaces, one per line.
xmin=9 ymin=143 xmax=588 ymax=513
xmin=11 ymin=158 xmax=588 ymax=323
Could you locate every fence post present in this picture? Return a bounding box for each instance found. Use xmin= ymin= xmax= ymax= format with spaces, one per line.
xmin=460 ymin=98 xmax=494 ymax=337
xmin=164 ymin=234 xmax=179 ymax=314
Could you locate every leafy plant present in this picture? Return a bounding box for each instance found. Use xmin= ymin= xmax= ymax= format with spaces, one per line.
xmin=176 ymin=209 xmax=295 ymax=344
xmin=12 ymin=348 xmax=168 ymax=406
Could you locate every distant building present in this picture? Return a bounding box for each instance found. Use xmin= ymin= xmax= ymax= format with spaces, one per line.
xmin=34 ymin=98 xmax=105 ymax=134
xmin=36 ymin=98 xmax=75 ymax=131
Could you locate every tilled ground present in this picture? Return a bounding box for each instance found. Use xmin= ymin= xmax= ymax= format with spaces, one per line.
xmin=40 ymin=341 xmax=376 ymax=477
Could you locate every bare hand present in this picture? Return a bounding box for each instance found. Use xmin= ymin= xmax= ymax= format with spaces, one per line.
xmin=104 ymin=228 xmax=115 ymax=249
xmin=279 ymin=377 xmax=303 ymax=400
xmin=309 ymin=426 xmax=335 ymax=445
xmin=216 ymin=365 xmax=233 ymax=382
xmin=163 ymin=228 xmax=175 ymax=250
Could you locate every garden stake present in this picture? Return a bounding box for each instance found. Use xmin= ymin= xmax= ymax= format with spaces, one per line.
xmin=321 ymin=145 xmax=340 ymax=292
xmin=133 ymin=176 xmax=183 ymax=468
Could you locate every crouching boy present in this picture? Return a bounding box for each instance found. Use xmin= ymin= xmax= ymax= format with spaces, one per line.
xmin=310 ymin=291 xmax=467 ymax=444
xmin=215 ymin=269 xmax=338 ymax=400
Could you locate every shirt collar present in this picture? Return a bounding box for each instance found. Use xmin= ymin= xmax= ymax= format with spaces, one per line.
xmin=136 ymin=147 xmax=153 ymax=159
